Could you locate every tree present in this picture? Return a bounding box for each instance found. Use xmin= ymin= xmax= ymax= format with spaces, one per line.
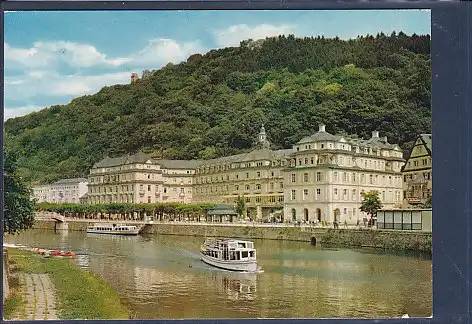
xmin=360 ymin=190 xmax=383 ymax=224
xmin=422 ymin=196 xmax=432 ymax=208
xmin=235 ymin=195 xmax=246 ymax=219
xmin=3 ymin=150 xmax=35 ymax=234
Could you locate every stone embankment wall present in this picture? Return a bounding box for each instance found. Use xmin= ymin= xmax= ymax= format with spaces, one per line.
xmin=31 ymin=220 xmax=432 ymax=253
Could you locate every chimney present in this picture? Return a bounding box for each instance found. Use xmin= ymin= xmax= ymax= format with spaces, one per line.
xmin=382 ymin=136 xmax=388 ymax=143
xmin=319 ymin=124 xmax=326 ymax=132
xmin=371 ymin=130 xmax=379 ymax=138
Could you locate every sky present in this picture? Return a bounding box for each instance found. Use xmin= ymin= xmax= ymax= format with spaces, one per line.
xmin=3 ymin=10 xmax=431 ymax=121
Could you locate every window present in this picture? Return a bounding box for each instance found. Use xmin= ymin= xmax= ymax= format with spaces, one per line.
xmin=280 ymin=182 xmax=284 ymax=189
xmin=235 ymin=185 xmax=239 ymax=191
xmin=343 ymin=189 xmax=348 ymax=200
xmin=148 ymin=185 xmax=151 ymax=191
xmin=148 ymin=196 xmax=151 ymax=203
xmin=352 ymin=173 xmax=356 ymax=183
xmin=369 ymin=175 xmax=373 ymax=184
xmin=334 ymin=188 xmax=338 ymax=198
xmin=180 ymin=188 xmax=184 ymax=193
xmin=164 ymin=188 xmax=167 ymax=193
xmin=303 ymin=189 xmax=308 ymax=199
xmin=271 ymin=172 xmax=275 ymax=177
xmin=304 ymin=158 xmax=308 ymax=164
xmin=291 ymin=174 xmax=296 ymax=183
xmin=316 ymin=172 xmax=322 ymax=182
xmin=246 ymin=172 xmax=249 ymax=179
xmin=256 ymin=184 xmax=261 ymax=190
xmin=333 ymin=172 xmax=338 ymax=182
xmin=257 ymin=171 xmax=261 ymax=177
xmin=352 ymin=189 xmax=356 ymax=200
xmin=316 ymin=189 xmax=321 ymax=200
xmin=245 ymin=185 xmax=250 ymax=190
xmin=303 ymin=173 xmax=309 ymax=182
xmin=311 ymin=157 xmax=314 ymax=164
xmin=291 ymin=190 xmax=296 ymax=200
xmin=343 ymin=172 xmax=347 ymax=182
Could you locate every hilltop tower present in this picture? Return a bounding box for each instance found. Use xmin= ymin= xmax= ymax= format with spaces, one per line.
xmin=130 ymin=72 xmax=139 ymax=84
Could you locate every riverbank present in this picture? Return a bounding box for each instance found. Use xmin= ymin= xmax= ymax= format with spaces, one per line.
xmin=3 ymin=247 xmax=131 ymax=320
xmin=32 ymin=219 xmax=432 ymax=253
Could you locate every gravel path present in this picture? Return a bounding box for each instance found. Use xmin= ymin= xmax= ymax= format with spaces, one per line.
xmin=9 ymin=273 xmax=58 ymax=320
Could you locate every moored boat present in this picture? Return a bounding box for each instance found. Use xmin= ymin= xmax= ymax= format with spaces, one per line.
xmin=86 ymin=223 xmax=139 ymax=235
xmin=200 ymin=238 xmax=259 ymax=272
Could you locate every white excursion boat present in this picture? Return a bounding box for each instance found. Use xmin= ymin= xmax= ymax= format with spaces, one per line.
xmin=200 ymin=238 xmax=259 ymax=272
xmin=86 ymin=223 xmax=140 ymax=235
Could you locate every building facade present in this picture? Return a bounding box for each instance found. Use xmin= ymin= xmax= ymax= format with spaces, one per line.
xmin=402 ymin=134 xmax=432 ymax=205
xmin=193 ymin=126 xmax=291 ymax=220
xmin=85 ymin=124 xmax=407 ymax=224
xmin=158 ymin=160 xmax=202 ymax=204
xmin=87 ymin=152 xmax=200 ymax=204
xmin=283 ymin=125 xmax=405 ymax=224
xmin=32 ymin=178 xmax=88 ymax=203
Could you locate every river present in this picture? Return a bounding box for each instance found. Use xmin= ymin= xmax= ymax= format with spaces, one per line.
xmin=5 ymin=229 xmax=432 ymax=319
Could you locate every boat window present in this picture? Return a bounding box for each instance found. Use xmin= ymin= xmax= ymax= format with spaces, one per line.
xmin=249 ymin=251 xmax=255 ymax=258
xmin=241 ymin=251 xmax=248 ymax=258
xmin=236 ymin=252 xmax=240 ymax=260
xmin=230 ymin=251 xmax=235 ymax=260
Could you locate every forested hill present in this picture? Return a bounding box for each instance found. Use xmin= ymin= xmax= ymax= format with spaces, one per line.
xmin=4 ymin=32 xmax=431 ymax=184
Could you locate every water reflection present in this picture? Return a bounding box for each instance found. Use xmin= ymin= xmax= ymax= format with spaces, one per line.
xmin=209 ymin=271 xmax=257 ymax=301
xmin=4 ymin=230 xmax=432 ymax=319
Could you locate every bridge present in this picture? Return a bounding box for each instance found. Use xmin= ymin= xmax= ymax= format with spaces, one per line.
xmin=35 ymin=212 xmax=65 ymax=223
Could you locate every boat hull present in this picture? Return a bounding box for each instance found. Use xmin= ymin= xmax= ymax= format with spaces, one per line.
xmin=86 ymin=229 xmax=139 ymax=235
xmin=200 ymin=253 xmax=258 ymax=272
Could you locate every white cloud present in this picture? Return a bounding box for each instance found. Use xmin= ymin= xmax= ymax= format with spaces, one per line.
xmin=4 ymin=41 xmax=130 ymax=69
xmin=4 ymin=105 xmax=42 ymax=121
xmin=5 ymin=71 xmax=132 ymax=100
xmin=3 ymin=37 xmax=204 ymax=119
xmin=132 ymin=38 xmax=203 ymax=66
xmin=5 ymin=38 xmax=201 ymax=71
xmin=213 ymin=23 xmax=296 ymax=47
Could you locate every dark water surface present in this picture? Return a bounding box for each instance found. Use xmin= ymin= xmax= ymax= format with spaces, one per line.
xmin=5 ymin=229 xmax=432 ymax=319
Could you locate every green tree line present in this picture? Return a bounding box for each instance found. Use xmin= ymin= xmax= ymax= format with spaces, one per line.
xmin=36 ymin=202 xmax=216 ymax=221
xmin=4 ymin=32 xmax=431 ymax=184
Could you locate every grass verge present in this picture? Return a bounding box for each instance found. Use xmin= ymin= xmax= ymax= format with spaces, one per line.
xmin=7 ymin=248 xmax=130 ymax=320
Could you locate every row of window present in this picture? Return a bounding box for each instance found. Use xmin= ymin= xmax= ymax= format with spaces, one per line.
xmin=404 ymin=172 xmax=432 ymax=181
xmin=289 ymin=155 xmax=394 ymax=171
xmin=195 ymin=182 xmax=284 ymax=194
xmin=196 ymin=160 xmax=286 ymax=174
xmin=408 ymin=158 xmax=431 ymax=168
xmin=195 ymin=170 xmax=281 ymax=184
xmin=290 ymin=172 xmax=401 ymax=186
xmin=294 ymin=142 xmax=401 ymax=158
xmin=289 ymin=188 xmax=402 ymax=203
xmin=89 ymin=185 xmax=192 ymax=194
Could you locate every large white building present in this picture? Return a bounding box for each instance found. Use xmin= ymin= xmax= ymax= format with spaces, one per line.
xmin=87 ymin=152 xmax=201 ymax=204
xmin=84 ymin=124 xmax=406 ymax=224
xmin=283 ymin=125 xmax=405 ymax=224
xmin=32 ymin=178 xmax=88 ymax=203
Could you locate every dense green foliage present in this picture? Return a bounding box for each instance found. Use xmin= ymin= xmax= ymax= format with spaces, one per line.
xmin=360 ymin=190 xmax=384 ymax=220
xmin=4 ymin=32 xmax=431 ymax=184
xmin=235 ymin=195 xmax=246 ymax=218
xmin=36 ymin=202 xmax=216 ymax=220
xmin=3 ymin=149 xmax=36 ymax=234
